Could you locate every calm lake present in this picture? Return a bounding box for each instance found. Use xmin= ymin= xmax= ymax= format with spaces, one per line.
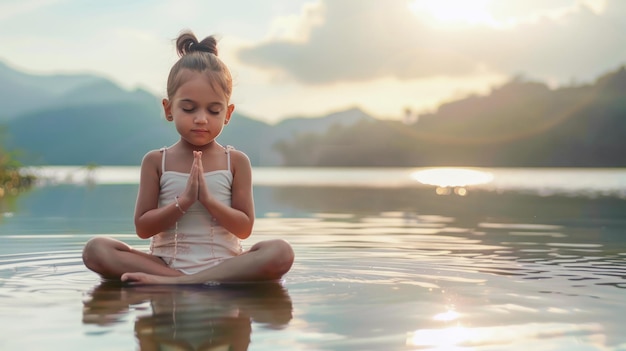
xmin=1 ymin=166 xmax=626 ymax=350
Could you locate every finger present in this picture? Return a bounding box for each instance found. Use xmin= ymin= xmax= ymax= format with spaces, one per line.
xmin=190 ymin=151 xmax=198 ymax=172
xmin=187 ymin=153 xmax=199 ymax=195
xmin=197 ymin=151 xmax=204 ymax=177
xmin=195 ymin=151 xmax=204 ymax=174
xmin=198 ymin=154 xmax=206 ymax=201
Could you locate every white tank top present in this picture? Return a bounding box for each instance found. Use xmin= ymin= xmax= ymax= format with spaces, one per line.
xmin=150 ymin=146 xmax=243 ymax=274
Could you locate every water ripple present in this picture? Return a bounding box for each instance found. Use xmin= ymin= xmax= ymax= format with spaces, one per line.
xmin=0 ymin=218 xmax=624 ymax=350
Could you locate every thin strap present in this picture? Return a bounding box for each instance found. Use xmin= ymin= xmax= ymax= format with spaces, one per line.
xmin=225 ymin=145 xmax=234 ymax=172
xmin=160 ymin=147 xmax=167 ymax=172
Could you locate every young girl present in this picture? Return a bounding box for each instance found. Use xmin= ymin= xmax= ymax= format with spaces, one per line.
xmin=82 ymin=31 xmax=294 ymax=284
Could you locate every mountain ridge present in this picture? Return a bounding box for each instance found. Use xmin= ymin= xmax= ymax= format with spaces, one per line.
xmin=3 ymin=59 xmax=625 ymax=167
xmin=0 ymin=60 xmax=374 ymax=166
xmin=0 ymin=60 xmax=112 ymax=120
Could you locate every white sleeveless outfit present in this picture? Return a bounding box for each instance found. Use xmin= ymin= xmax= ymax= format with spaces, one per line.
xmin=150 ymin=146 xmax=243 ymax=274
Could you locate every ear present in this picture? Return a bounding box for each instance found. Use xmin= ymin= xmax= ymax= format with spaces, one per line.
xmin=162 ymin=99 xmax=173 ymax=121
xmin=224 ymin=104 xmax=235 ymax=125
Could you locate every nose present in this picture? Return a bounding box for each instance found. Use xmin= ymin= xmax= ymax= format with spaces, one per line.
xmin=194 ymin=112 xmax=208 ymax=124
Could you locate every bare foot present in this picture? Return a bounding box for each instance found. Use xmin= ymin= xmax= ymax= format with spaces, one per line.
xmin=121 ymin=272 xmax=178 ymax=285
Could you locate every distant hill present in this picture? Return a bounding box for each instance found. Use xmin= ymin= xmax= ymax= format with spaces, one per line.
xmin=0 ymin=60 xmax=373 ymax=166
xmin=5 ymin=102 xmax=171 ymax=165
xmin=272 ymin=107 xmax=374 ymax=139
xmin=8 ymin=59 xmax=624 ymax=167
xmin=277 ymin=66 xmax=626 ymax=167
xmin=57 ymin=79 xmax=158 ymax=108
xmin=0 ymin=61 xmax=112 ymax=121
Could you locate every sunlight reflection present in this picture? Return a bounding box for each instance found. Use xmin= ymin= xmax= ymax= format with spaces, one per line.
xmin=411 ymin=168 xmax=494 ymax=189
xmin=408 ymin=326 xmax=473 ymax=349
xmin=433 ymin=310 xmax=460 ymax=322
xmin=406 ymin=322 xmax=604 ymax=349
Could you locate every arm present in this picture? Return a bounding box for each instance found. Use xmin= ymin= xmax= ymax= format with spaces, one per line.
xmin=133 ymin=150 xmax=198 ymax=239
xmin=198 ymin=150 xmax=255 ymax=239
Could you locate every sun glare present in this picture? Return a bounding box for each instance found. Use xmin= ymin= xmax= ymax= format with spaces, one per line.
xmin=407 ymin=326 xmax=475 ymax=349
xmin=407 ymin=322 xmax=605 ymax=349
xmin=411 ymin=168 xmax=494 ymax=188
xmin=433 ymin=310 xmax=460 ymax=322
xmin=408 ymin=0 xmax=497 ymax=27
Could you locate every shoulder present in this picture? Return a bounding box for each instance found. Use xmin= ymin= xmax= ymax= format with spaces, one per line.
xmin=227 ymin=147 xmax=251 ymax=173
xmin=231 ymin=148 xmax=251 ymax=163
xmin=140 ymin=149 xmax=164 ymax=170
xmin=228 ymin=147 xmax=250 ymax=164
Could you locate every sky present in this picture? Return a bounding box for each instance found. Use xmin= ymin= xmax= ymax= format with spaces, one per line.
xmin=1 ymin=0 xmax=624 ymax=123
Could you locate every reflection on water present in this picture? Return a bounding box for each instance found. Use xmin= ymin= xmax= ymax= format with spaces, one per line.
xmin=411 ymin=167 xmax=494 ymax=196
xmin=406 ymin=323 xmax=605 ymax=349
xmin=83 ymin=281 xmax=292 ymax=350
xmin=1 ymin=167 xmax=626 ymax=350
xmin=411 ymin=167 xmax=494 ymax=187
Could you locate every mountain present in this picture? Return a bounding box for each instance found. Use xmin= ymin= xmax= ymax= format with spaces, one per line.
xmin=0 ymin=61 xmax=112 ymax=121
xmin=272 ymin=107 xmax=375 ymax=139
xmin=277 ymin=66 xmax=626 ymax=167
xmin=57 ymin=80 xmax=158 ymax=108
xmin=15 ymin=60 xmax=624 ymax=168
xmin=409 ymin=66 xmax=626 ymax=166
xmin=259 ymin=107 xmax=376 ymax=165
xmin=5 ymin=101 xmax=170 ymax=165
xmin=4 ymin=100 xmax=370 ymax=166
xmin=0 ymin=60 xmax=373 ymax=166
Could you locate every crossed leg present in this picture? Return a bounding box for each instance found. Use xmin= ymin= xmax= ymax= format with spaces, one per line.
xmin=82 ymin=236 xmax=183 ymax=280
xmin=121 ymin=239 xmax=295 ymax=285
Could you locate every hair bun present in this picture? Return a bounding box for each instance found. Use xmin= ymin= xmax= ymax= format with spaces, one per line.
xmin=176 ymin=31 xmax=218 ymax=57
xmin=193 ymin=38 xmax=218 ymax=55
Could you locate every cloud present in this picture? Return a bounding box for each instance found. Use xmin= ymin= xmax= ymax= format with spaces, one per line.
xmin=237 ymin=0 xmax=477 ymax=84
xmin=237 ymin=0 xmax=626 ymax=85
xmin=468 ymin=0 xmax=626 ymax=82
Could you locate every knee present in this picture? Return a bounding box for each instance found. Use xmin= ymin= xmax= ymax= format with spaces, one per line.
xmin=277 ymin=239 xmax=295 ymax=266
xmin=82 ymin=236 xmax=111 ymax=271
xmin=265 ymin=239 xmax=295 ymax=277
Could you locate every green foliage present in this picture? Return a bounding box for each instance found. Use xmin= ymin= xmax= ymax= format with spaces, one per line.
xmin=0 ymin=126 xmax=35 ymax=196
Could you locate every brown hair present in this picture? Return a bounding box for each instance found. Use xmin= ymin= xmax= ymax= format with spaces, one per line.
xmin=166 ymin=31 xmax=233 ymax=101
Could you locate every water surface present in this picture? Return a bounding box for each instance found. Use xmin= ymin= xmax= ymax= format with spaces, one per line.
xmin=1 ymin=167 xmax=625 ymax=350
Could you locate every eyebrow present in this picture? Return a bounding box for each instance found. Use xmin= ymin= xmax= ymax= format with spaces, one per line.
xmin=179 ymin=99 xmax=224 ymax=105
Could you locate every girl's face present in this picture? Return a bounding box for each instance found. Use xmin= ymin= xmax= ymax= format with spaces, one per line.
xmin=163 ymin=70 xmax=234 ymax=148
